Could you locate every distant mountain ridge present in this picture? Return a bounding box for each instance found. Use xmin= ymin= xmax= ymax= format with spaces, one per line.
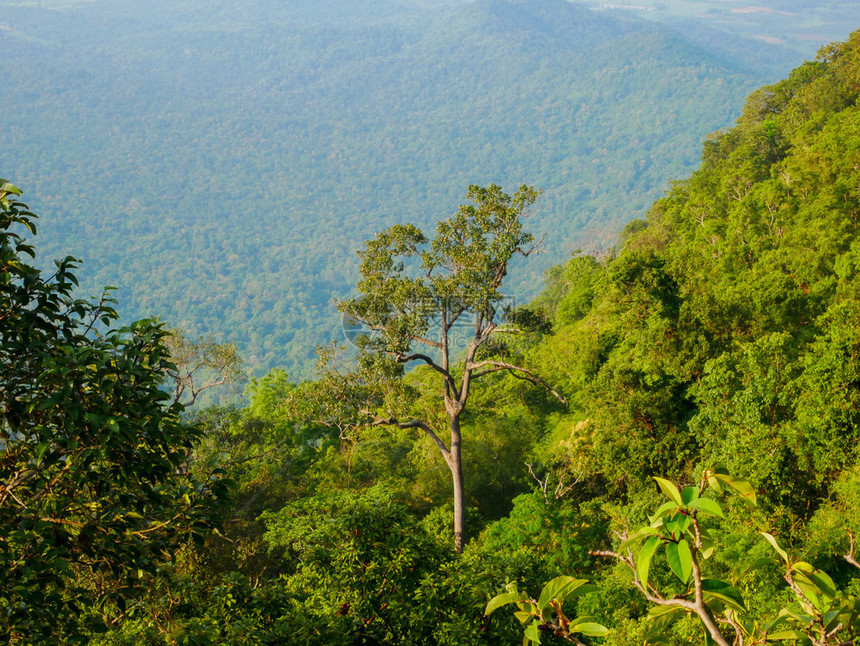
xmin=444 ymin=0 xmax=635 ymax=48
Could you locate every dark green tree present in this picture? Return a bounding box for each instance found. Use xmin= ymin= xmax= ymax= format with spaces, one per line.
xmin=0 ymin=181 xmax=229 ymax=642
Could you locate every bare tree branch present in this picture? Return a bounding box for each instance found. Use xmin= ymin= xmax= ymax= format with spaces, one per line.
xmin=517 ymin=232 xmax=547 ymax=257
xmin=846 ymin=530 xmax=860 ymax=571
xmin=371 ymin=415 xmax=450 ymax=460
xmin=467 ymin=360 xmax=568 ymax=404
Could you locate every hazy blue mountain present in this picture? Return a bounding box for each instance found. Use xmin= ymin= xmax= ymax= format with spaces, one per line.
xmin=581 ymin=0 xmax=860 ymax=58
xmin=1 ymin=0 xmax=851 ymax=377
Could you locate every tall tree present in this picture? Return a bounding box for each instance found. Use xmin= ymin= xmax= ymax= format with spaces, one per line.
xmin=335 ymin=184 xmax=563 ymax=551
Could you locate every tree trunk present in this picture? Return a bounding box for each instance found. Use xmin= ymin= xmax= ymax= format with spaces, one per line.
xmin=448 ymin=415 xmax=465 ymax=552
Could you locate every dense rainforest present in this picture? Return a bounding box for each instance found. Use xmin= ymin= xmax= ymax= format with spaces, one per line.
xmin=4 ymin=18 xmax=860 ymax=646
xmin=2 ymin=0 xmax=833 ymax=377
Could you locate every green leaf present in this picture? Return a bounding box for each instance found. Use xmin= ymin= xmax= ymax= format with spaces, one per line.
xmin=687 ymin=497 xmax=724 ymax=518
xmin=766 ymin=629 xmax=808 ymax=640
xmin=823 ymin=608 xmax=842 ymax=631
xmin=514 ymin=610 xmax=534 ymax=624
xmin=638 ymin=536 xmax=662 ymax=589
xmin=649 ymin=501 xmax=680 ymax=525
xmin=537 ymin=576 xmax=589 ymax=611
xmin=34 ymin=442 xmax=51 ymax=466
xmin=790 ymin=568 xmax=824 ymax=612
xmin=1 ymin=181 xmax=22 ymax=196
xmin=663 ymin=512 xmax=691 ymax=539
xmin=571 ymin=621 xmax=608 ymax=637
xmin=713 ymin=474 xmax=757 ymax=506
xmin=654 ymin=477 xmax=683 ymax=506
xmin=727 ymin=479 xmax=757 ymax=505
xmin=681 ymin=486 xmax=699 ymax=505
xmin=644 ymin=606 xmax=685 ymax=645
xmin=761 ymin=533 xmax=789 ymax=564
xmin=648 ymin=605 xmax=684 ymax=618
xmin=793 ymin=563 xmax=837 ymax=599
xmin=700 ymin=532 xmax=715 ymax=560
xmin=704 ymin=477 xmax=720 ymax=493
xmin=666 ymin=539 xmax=693 ymax=583
xmin=701 ymin=579 xmax=747 ymax=614
xmin=620 ymin=525 xmax=659 ymax=550
xmin=524 ymin=619 xmax=542 ymax=644
xmin=485 ymin=591 xmax=523 ymax=616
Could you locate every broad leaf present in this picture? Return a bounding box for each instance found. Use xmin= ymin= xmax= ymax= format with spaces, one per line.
xmin=823 ymin=608 xmax=843 ymax=631
xmin=648 ymin=501 xmax=679 ymax=526
xmin=645 ymin=606 xmax=685 ymax=645
xmin=761 ymin=532 xmax=789 ymax=564
xmin=702 ymin=579 xmax=747 ymax=614
xmin=514 ymin=610 xmax=534 ymax=624
xmin=638 ymin=536 xmax=662 ymax=590
xmin=524 ymin=619 xmax=542 ymax=644
xmin=700 ymin=533 xmax=715 ymax=560
xmin=666 ymin=539 xmax=693 ymax=583
xmin=648 ymin=604 xmax=686 ymax=618
xmin=537 ymin=576 xmax=588 ymax=611
xmin=723 ymin=476 xmax=757 ymax=506
xmin=654 ymin=477 xmax=683 ymax=506
xmin=681 ymin=486 xmax=699 ymax=505
xmin=766 ymin=629 xmax=808 ymax=640
xmin=793 ymin=563 xmax=837 ymax=599
xmin=687 ymin=497 xmax=724 ymax=518
xmin=620 ymin=525 xmax=659 ymax=550
xmin=663 ymin=513 xmax=691 ymax=540
xmin=485 ymin=591 xmax=524 ymax=616
xmin=572 ymin=622 xmax=609 ymax=637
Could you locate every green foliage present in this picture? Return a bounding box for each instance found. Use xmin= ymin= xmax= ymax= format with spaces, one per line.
xmin=97 ymin=488 xmax=546 ymax=645
xmin=11 ymin=20 xmax=860 ymax=646
xmin=485 ymin=576 xmax=606 ymax=645
xmin=164 ymin=330 xmax=245 ymax=407
xmin=515 ymin=28 xmax=860 ymax=531
xmin=587 ymin=471 xmax=860 ymax=646
xmin=0 ymin=181 xmax=230 ymax=642
xmin=481 ymin=493 xmax=608 ymax=574
xmin=261 ymin=487 xmax=453 ymax=644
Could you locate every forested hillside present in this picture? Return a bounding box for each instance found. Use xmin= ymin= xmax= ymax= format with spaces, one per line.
xmin=4 ymin=26 xmax=860 ymax=645
xmin=1 ymin=0 xmax=818 ymax=376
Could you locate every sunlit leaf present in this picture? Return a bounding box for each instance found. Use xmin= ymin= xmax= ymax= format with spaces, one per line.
xmin=620 ymin=525 xmax=660 ymax=550
xmin=485 ymin=591 xmax=524 ymax=616
xmin=537 ymin=576 xmax=589 ymax=611
xmin=687 ymin=497 xmax=724 ymax=518
xmin=654 ymin=477 xmax=684 ymax=506
xmin=681 ymin=486 xmax=699 ymax=505
xmin=666 ymin=539 xmax=692 ymax=583
xmin=524 ymin=619 xmax=542 ymax=644
xmin=571 ymin=621 xmax=608 ymax=637
xmin=638 ymin=536 xmax=662 ymax=590
xmin=761 ymin=533 xmax=789 ymax=564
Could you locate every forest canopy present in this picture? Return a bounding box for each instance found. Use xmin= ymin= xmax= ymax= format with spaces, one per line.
xmin=3 ymin=22 xmax=860 ymax=646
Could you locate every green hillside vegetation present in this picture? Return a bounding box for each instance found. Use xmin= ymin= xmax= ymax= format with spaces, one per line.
xmin=2 ymin=0 xmax=805 ymax=377
xmin=4 ymin=26 xmax=860 ymax=645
